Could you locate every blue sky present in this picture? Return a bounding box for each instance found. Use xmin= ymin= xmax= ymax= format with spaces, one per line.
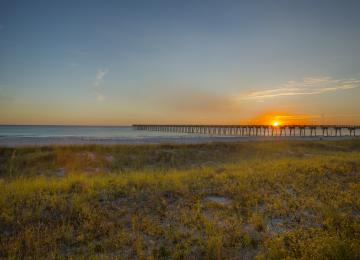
xmin=1 ymin=0 xmax=360 ymax=125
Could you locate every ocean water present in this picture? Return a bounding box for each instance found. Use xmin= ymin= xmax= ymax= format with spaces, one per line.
xmin=0 ymin=125 xmax=190 ymax=140
xmin=0 ymin=125 xmax=352 ymax=146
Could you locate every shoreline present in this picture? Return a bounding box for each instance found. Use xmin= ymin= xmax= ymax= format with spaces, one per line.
xmin=0 ymin=135 xmax=358 ymax=147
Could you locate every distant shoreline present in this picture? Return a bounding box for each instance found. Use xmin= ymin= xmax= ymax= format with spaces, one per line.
xmin=0 ymin=136 xmax=358 ymax=147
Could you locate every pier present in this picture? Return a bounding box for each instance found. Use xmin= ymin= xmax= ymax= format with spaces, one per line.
xmin=133 ymin=124 xmax=360 ymax=137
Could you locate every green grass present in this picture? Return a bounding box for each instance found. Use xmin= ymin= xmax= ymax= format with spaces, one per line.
xmin=0 ymin=140 xmax=359 ymax=259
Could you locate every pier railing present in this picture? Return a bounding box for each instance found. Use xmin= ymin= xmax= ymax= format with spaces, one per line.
xmin=132 ymin=124 xmax=360 ymax=137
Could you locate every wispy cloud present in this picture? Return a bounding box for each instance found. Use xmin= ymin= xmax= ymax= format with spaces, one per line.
xmin=93 ymin=69 xmax=108 ymax=101
xmin=134 ymin=85 xmax=244 ymax=123
xmin=160 ymin=89 xmax=238 ymax=114
xmin=240 ymin=76 xmax=360 ymax=101
xmin=95 ymin=69 xmax=108 ymax=85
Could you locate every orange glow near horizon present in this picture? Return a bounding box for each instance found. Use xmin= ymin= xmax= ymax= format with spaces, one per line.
xmin=245 ymin=112 xmax=315 ymax=126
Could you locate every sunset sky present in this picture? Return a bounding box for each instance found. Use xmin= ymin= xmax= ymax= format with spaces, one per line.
xmin=1 ymin=0 xmax=360 ymax=125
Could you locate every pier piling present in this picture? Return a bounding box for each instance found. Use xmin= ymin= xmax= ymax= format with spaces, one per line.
xmin=133 ymin=124 xmax=360 ymax=137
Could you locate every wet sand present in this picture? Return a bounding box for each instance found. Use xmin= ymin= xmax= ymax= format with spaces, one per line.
xmin=0 ymin=135 xmax=358 ymax=147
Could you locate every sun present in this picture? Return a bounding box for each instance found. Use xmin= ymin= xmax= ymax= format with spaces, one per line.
xmin=272 ymin=121 xmax=280 ymax=127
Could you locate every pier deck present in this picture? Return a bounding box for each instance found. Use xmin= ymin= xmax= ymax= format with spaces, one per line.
xmin=133 ymin=124 xmax=360 ymax=137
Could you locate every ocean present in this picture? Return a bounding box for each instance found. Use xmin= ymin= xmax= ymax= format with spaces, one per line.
xmin=0 ymin=125 xmax=190 ymax=139
xmin=0 ymin=125 xmax=208 ymax=146
xmin=0 ymin=125 xmax=350 ymax=146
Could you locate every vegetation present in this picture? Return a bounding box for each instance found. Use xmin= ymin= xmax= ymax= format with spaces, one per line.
xmin=0 ymin=140 xmax=359 ymax=259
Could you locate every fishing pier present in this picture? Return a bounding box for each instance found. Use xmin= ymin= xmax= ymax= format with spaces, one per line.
xmin=133 ymin=124 xmax=360 ymax=137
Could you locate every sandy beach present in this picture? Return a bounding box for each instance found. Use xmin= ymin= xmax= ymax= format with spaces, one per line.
xmin=0 ymin=135 xmax=358 ymax=147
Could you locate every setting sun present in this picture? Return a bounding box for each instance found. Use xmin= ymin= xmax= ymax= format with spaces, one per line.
xmin=272 ymin=121 xmax=280 ymax=127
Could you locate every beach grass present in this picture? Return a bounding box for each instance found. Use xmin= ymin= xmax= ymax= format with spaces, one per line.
xmin=0 ymin=140 xmax=359 ymax=259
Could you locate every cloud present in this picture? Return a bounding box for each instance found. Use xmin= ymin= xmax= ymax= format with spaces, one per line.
xmin=239 ymin=76 xmax=360 ymax=101
xmin=94 ymin=69 xmax=108 ymax=86
xmin=142 ymin=86 xmax=244 ymax=124
xmin=93 ymin=69 xmax=108 ymax=101
xmin=162 ymin=90 xmax=237 ymax=114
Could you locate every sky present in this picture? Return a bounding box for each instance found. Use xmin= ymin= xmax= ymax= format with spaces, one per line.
xmin=1 ymin=0 xmax=360 ymax=125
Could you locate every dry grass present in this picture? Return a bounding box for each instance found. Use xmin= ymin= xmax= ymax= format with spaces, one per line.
xmin=0 ymin=140 xmax=359 ymax=259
